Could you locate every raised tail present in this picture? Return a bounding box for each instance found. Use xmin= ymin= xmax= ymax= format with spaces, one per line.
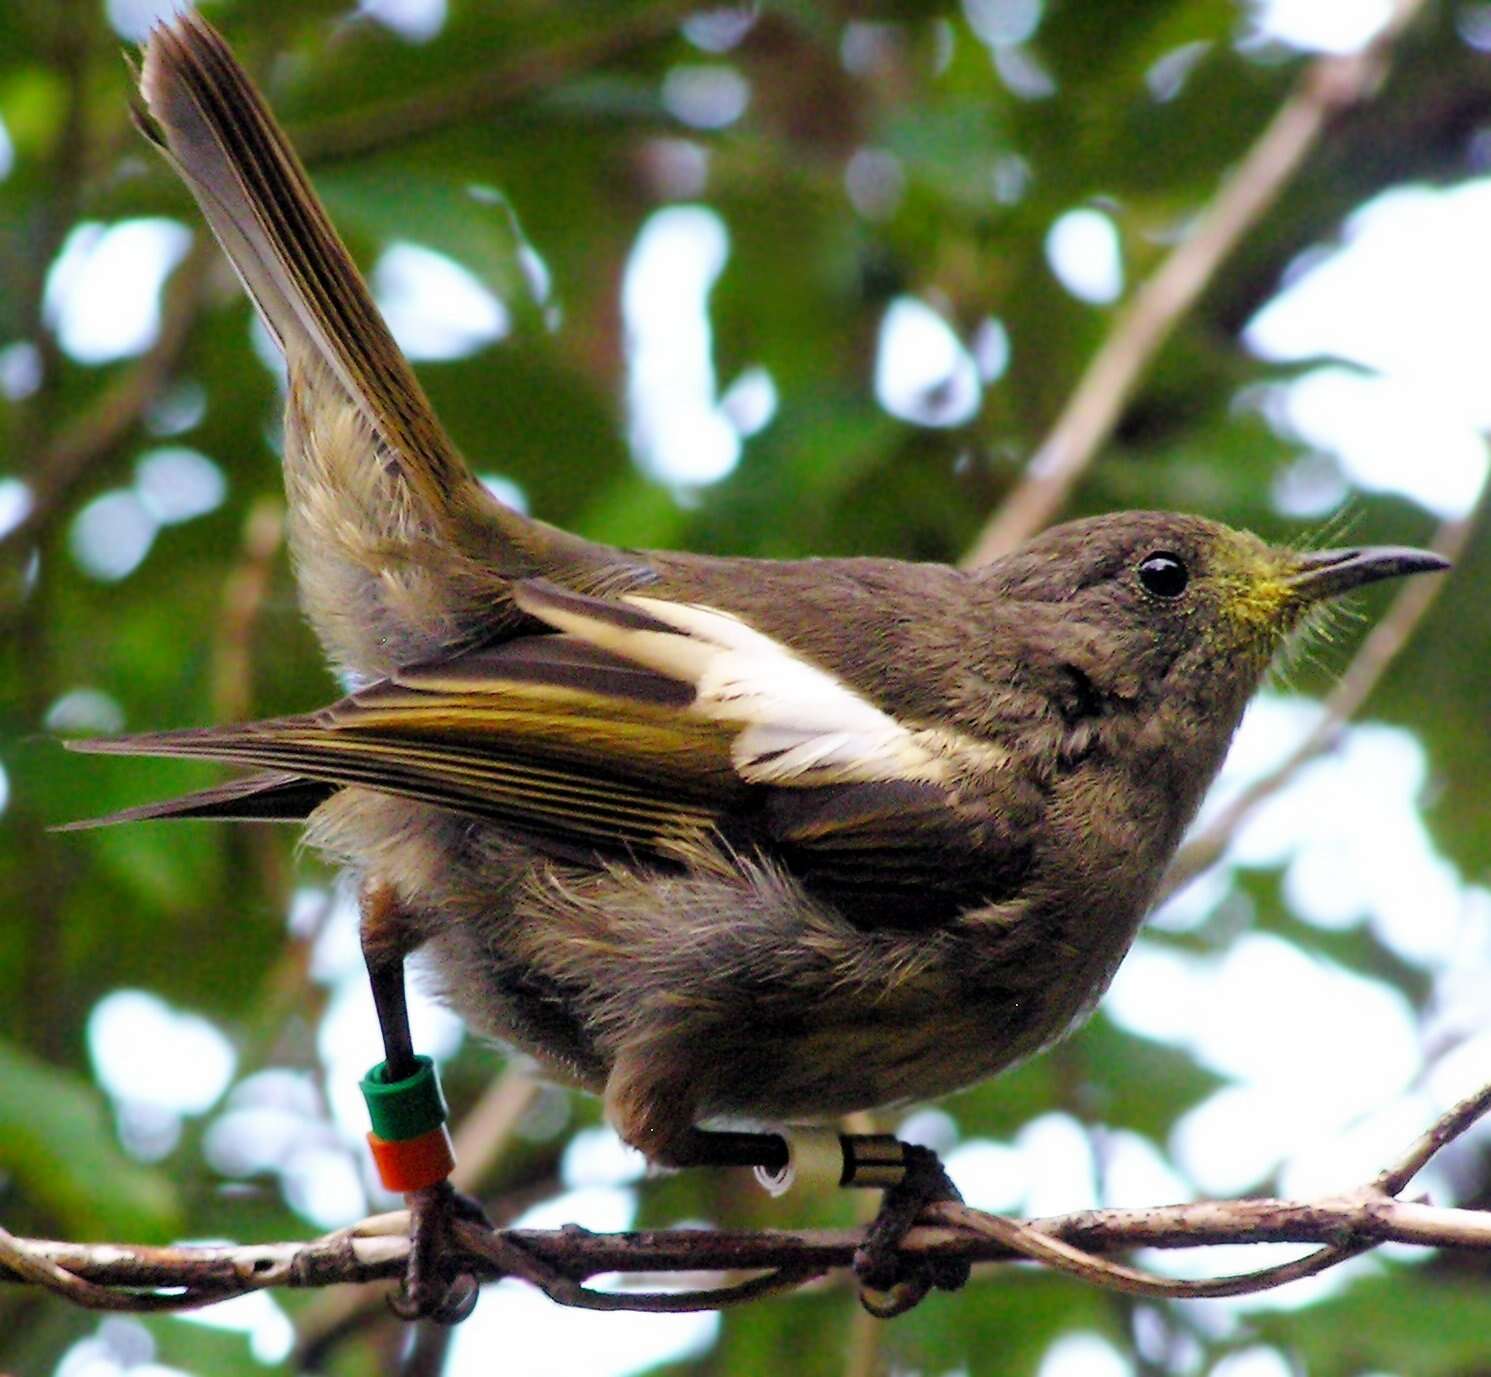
xmin=135 ymin=14 xmax=593 ymax=676
xmin=137 ymin=13 xmax=478 ymax=520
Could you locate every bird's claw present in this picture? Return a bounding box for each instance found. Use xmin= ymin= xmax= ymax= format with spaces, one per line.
xmin=852 ymin=1144 xmax=970 ymax=1318
xmin=388 ymin=1180 xmax=491 ymax=1324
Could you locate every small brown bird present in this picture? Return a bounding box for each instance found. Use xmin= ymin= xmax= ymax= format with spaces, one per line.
xmin=70 ymin=12 xmax=1447 ymax=1319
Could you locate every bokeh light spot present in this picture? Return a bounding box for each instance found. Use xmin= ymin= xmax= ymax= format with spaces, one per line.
xmin=44 ymin=220 xmax=192 ymax=364
xmin=69 ymin=490 xmax=157 ymax=582
xmin=1046 ymin=207 xmax=1123 ymax=305
xmin=135 ymin=447 xmax=227 ymax=524
xmin=373 ymin=242 xmax=509 ymax=361
xmin=874 ymin=296 xmax=981 ymax=428
xmin=88 ymin=990 xmax=236 ymax=1115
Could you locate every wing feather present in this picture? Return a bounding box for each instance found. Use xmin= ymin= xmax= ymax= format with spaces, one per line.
xmin=56 ymin=771 xmax=331 ymax=829
xmin=67 ymin=581 xmax=1029 ymax=922
xmin=66 ymin=623 xmax=741 ymax=857
xmin=513 ymin=579 xmax=971 ymax=785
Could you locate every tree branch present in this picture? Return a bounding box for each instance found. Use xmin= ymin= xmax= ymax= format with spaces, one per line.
xmin=5 ymin=1077 xmax=1489 ymax=1316
xmin=962 ymin=0 xmax=1432 ymax=568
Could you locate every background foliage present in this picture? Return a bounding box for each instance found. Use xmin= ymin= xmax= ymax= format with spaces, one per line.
xmin=2 ymin=1 xmax=1490 ymax=1374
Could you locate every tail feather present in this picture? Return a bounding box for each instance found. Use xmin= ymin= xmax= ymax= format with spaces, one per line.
xmin=135 ymin=12 xmax=592 ymax=677
xmin=138 ymin=13 xmax=472 ymax=516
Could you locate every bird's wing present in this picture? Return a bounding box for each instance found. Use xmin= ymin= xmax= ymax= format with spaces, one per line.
xmin=67 ymin=632 xmax=739 ymax=858
xmin=67 ymin=580 xmax=1026 ymax=913
xmin=509 ymin=579 xmax=979 ymax=786
xmin=57 ymin=771 xmax=333 ymax=829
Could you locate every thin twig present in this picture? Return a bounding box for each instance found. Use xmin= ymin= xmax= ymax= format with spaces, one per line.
xmin=450 ymin=1066 xmax=542 ymax=1194
xmin=962 ymin=0 xmax=1432 ymax=567
xmin=1376 ymin=1079 xmax=1491 ymax=1197
xmin=297 ymin=2 xmax=696 ymax=164
xmin=1158 ymin=492 xmax=1479 ymax=904
xmin=210 ymin=498 xmax=299 ymax=962
xmin=458 ymin=1222 xmax=825 ymax=1312
xmin=927 ymin=1203 xmax=1368 ymax=1301
xmin=843 ymin=1108 xmax=888 ymax=1377
xmin=0 ymin=1223 xmax=123 ymax=1309
xmin=212 ymin=498 xmax=285 ymax=723
xmin=2 ymin=1194 xmax=1487 ymax=1314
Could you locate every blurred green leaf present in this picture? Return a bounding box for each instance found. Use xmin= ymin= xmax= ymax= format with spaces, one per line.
xmin=1251 ymin=1267 xmax=1491 ymax=1376
xmin=0 ymin=1038 xmax=179 ymax=1240
xmin=149 ymin=1313 xmax=291 ymax=1377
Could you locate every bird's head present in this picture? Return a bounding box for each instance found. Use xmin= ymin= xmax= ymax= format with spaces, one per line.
xmin=983 ymin=511 xmax=1447 ymax=723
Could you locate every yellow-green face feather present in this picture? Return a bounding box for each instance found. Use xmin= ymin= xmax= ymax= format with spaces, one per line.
xmin=1204 ymin=531 xmax=1310 ymax=680
xmin=1203 ymin=525 xmax=1411 ymax=672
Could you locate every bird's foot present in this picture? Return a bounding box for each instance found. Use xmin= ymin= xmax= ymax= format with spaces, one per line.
xmin=388 ymin=1179 xmax=491 ymax=1324
xmin=637 ymin=1125 xmax=967 ymax=1316
xmin=851 ymin=1143 xmax=969 ymax=1318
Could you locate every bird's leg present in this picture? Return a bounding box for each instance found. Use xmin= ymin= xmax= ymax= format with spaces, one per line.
xmin=665 ymin=1128 xmax=791 ymax=1173
xmin=360 ymin=883 xmax=488 ymax=1324
xmin=664 ymin=1126 xmax=966 ymax=1316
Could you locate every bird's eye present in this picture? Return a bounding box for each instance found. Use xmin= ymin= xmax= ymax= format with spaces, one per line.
xmin=1137 ymin=552 xmax=1189 ymax=598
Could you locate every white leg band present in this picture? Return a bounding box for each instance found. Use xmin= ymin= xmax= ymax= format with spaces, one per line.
xmin=753 ymin=1126 xmax=845 ymax=1196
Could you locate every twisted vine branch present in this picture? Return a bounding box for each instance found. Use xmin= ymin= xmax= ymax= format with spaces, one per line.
xmin=3 ymin=1080 xmax=1489 ymax=1316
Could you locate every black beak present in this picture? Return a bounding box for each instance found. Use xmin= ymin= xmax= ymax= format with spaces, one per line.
xmin=1285 ymin=546 xmax=1450 ymax=603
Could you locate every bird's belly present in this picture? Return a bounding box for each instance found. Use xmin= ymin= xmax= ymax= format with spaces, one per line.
xmin=697 ymin=932 xmax=1139 ymax=1124
xmin=315 ymin=789 xmax=1162 ymax=1131
xmin=698 ymin=1008 xmax=1038 ymax=1125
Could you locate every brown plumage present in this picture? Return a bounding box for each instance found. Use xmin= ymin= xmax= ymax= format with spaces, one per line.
xmin=70 ymin=14 xmax=1448 ymax=1172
